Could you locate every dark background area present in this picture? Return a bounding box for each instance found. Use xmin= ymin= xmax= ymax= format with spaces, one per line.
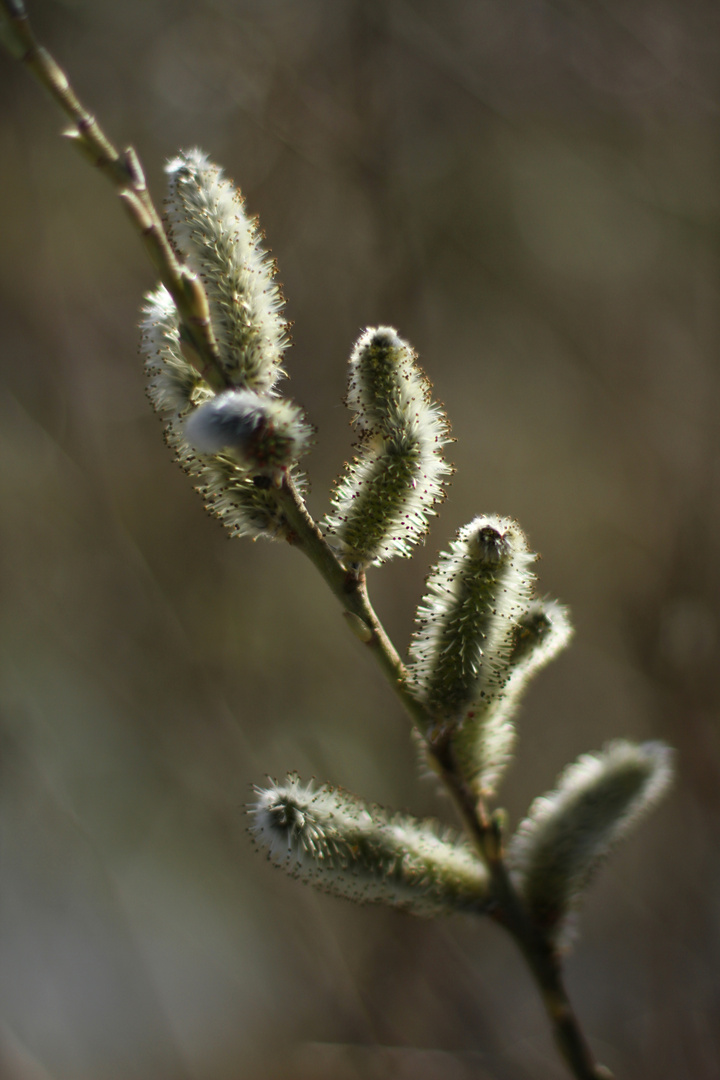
xmin=1 ymin=1 xmax=719 ymax=1078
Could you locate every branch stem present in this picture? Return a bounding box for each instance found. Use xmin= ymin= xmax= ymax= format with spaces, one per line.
xmin=0 ymin=0 xmax=229 ymax=393
xmin=276 ymin=474 xmax=427 ymax=731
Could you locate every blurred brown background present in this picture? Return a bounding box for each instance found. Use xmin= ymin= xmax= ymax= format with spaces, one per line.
xmin=1 ymin=1 xmax=719 ymax=1078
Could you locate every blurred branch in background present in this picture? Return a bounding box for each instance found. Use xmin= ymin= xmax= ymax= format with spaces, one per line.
xmin=1 ymin=1 xmax=719 ymax=1079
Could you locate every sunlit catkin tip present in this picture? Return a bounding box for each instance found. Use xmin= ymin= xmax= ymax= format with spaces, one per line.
xmin=509 ymin=599 xmax=574 ymax=668
xmin=408 ymin=514 xmax=536 ymax=724
xmin=249 ymin=775 xmax=490 ymax=916
xmin=508 ymin=740 xmax=674 ymax=942
xmin=347 ymin=326 xmax=447 ymax=440
xmin=184 ymin=389 xmax=312 ymax=475
xmin=164 ymin=148 xmax=287 ymax=392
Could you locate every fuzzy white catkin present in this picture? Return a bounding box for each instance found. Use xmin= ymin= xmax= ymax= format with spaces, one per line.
xmin=452 ymin=598 xmax=574 ymax=797
xmin=164 ymin=148 xmax=287 ymax=392
xmin=325 ymin=327 xmax=452 ymax=567
xmin=508 ymin=740 xmax=674 ymax=942
xmin=250 ymin=775 xmax=490 ymax=916
xmin=408 ymin=515 xmax=536 ymax=729
xmin=141 ymin=285 xmax=298 ymax=539
xmin=346 ymin=325 xmax=443 ymax=438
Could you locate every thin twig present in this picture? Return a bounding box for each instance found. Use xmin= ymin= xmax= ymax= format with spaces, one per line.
xmin=0 ymin=0 xmax=229 ymax=393
xmin=275 ymin=473 xmax=428 ymax=732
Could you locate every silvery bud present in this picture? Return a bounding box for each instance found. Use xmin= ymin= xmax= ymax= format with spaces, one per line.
xmin=184 ymin=389 xmax=312 ymax=477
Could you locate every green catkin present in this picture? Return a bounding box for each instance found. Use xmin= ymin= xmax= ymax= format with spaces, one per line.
xmin=346 ymin=326 xmax=435 ymax=438
xmin=325 ymin=327 xmax=452 ymax=567
xmin=328 ymin=432 xmax=430 ymax=562
xmin=408 ymin=515 xmax=536 ymax=729
xmin=452 ymin=598 xmax=574 ymax=797
xmin=164 ymin=148 xmax=287 ymax=393
xmin=250 ymin=775 xmax=490 ymax=916
xmin=508 ymin=740 xmax=674 ymax=942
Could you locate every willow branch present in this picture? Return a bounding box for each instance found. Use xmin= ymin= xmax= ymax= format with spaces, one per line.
xmin=1 ymin=8 xmax=613 ymax=1076
xmin=0 ymin=0 xmax=229 ymax=392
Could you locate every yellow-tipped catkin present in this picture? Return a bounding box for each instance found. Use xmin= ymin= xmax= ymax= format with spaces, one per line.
xmin=164 ymin=148 xmax=287 ymax=392
xmin=508 ymin=740 xmax=674 ymax=943
xmin=249 ymin=775 xmax=490 ymax=916
xmin=325 ymin=327 xmax=452 ymax=567
xmin=408 ymin=515 xmax=536 ymax=730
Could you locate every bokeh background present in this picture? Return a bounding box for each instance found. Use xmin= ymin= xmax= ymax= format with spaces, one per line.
xmin=1 ymin=1 xmax=719 ymax=1077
